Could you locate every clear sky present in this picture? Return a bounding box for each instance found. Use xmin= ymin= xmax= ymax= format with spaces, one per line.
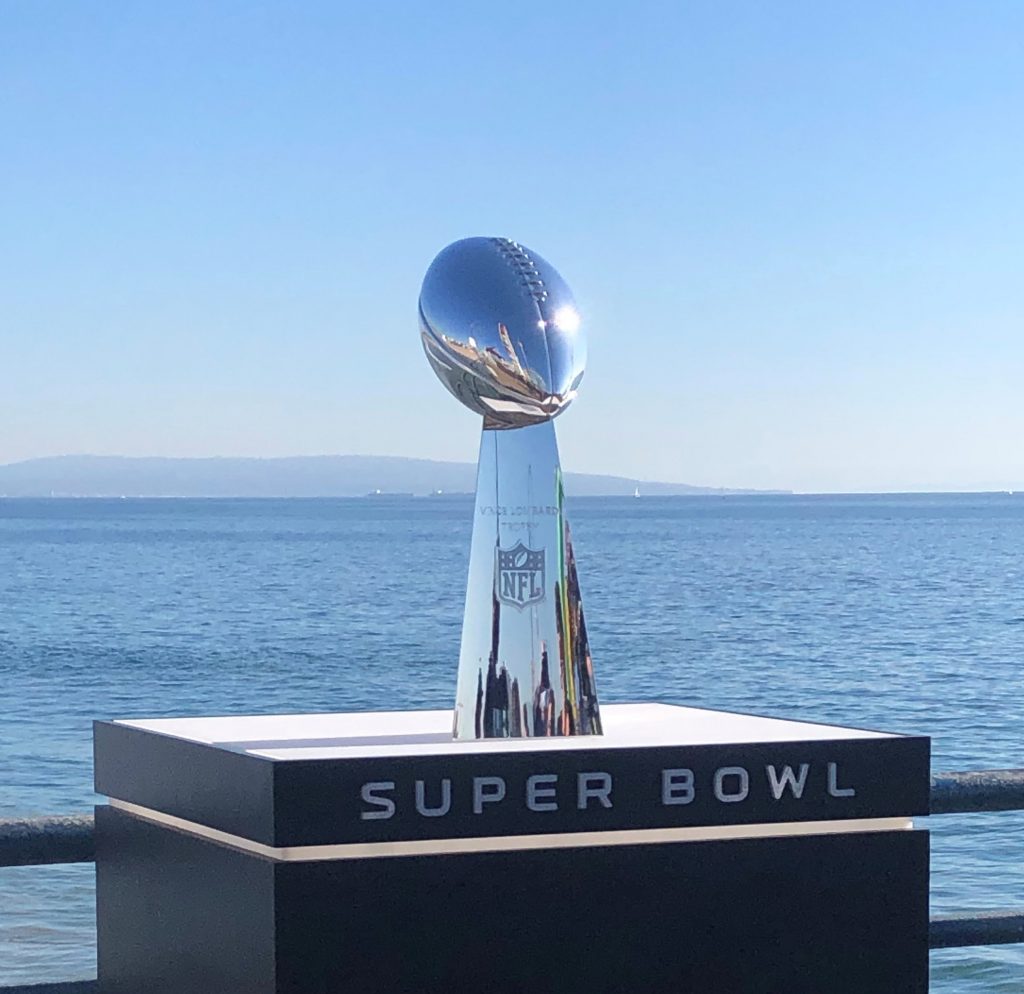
xmin=2 ymin=1 xmax=1022 ymax=492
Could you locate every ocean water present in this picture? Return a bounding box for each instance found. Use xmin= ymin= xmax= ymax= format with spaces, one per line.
xmin=0 ymin=494 xmax=1022 ymax=990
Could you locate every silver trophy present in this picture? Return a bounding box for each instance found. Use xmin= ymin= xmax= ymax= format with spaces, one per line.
xmin=420 ymin=237 xmax=602 ymax=739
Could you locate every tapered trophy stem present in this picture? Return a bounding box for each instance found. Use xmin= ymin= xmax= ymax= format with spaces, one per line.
xmin=453 ymin=420 xmax=602 ymax=739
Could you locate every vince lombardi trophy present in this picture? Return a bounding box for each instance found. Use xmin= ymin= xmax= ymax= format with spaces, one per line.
xmin=419 ymin=237 xmax=602 ymax=740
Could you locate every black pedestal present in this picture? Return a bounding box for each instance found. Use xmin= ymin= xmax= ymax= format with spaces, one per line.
xmin=94 ymin=704 xmax=931 ymax=994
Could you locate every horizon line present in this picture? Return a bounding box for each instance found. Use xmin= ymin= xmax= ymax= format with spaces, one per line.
xmin=0 ymin=453 xmax=1020 ymax=496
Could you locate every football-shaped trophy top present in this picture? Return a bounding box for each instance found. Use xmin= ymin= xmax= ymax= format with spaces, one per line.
xmin=419 ymin=237 xmax=586 ymax=429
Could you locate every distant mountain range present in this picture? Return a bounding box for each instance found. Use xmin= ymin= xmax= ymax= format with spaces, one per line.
xmin=0 ymin=455 xmax=788 ymax=498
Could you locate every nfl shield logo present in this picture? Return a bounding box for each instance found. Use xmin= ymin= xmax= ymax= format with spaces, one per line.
xmin=496 ymin=541 xmax=546 ymax=608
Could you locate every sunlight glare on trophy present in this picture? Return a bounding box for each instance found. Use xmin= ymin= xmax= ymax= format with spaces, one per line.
xmin=419 ymin=237 xmax=602 ymax=739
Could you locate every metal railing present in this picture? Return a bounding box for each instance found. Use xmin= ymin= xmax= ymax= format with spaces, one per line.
xmin=4 ymin=986 xmax=96 ymax=994
xmin=3 ymin=769 xmax=1023 ymax=991
xmin=0 ymin=814 xmax=94 ymax=868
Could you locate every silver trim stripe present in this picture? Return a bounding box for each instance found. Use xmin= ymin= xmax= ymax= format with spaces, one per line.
xmin=109 ymin=800 xmax=914 ymax=863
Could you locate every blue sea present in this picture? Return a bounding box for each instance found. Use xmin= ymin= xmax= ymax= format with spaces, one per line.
xmin=1 ymin=494 xmax=1022 ymax=990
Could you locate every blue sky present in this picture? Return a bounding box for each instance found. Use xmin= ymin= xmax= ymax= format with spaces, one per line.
xmin=2 ymin=1 xmax=1022 ymax=492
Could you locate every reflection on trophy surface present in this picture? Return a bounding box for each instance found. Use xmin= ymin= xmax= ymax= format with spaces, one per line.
xmin=419 ymin=237 xmax=602 ymax=739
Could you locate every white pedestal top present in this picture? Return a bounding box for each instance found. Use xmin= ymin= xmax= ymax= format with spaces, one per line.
xmin=116 ymin=703 xmax=894 ymax=761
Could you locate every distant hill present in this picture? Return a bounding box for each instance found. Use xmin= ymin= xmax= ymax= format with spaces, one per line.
xmin=0 ymin=455 xmax=788 ymax=498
